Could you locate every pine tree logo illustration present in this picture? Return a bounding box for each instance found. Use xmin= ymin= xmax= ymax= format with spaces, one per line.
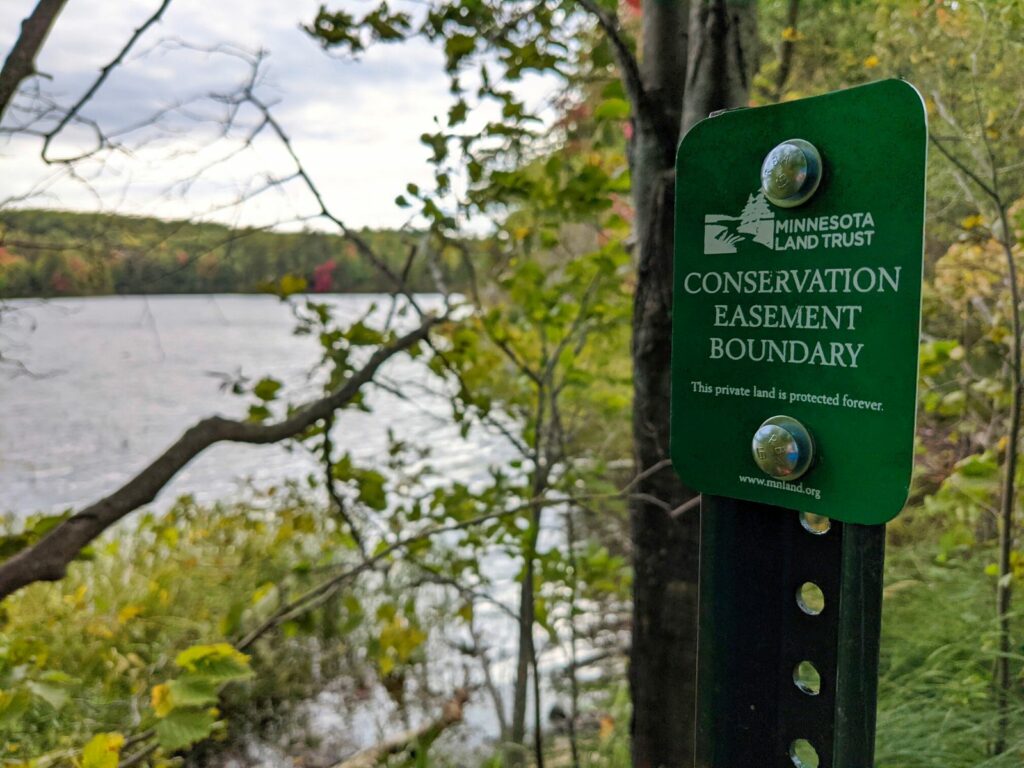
xmin=703 ymin=189 xmax=775 ymax=254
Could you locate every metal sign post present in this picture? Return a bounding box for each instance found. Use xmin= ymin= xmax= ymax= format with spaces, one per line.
xmin=671 ymin=80 xmax=927 ymax=767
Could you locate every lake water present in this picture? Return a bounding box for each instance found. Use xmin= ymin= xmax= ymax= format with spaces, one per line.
xmin=0 ymin=294 xmax=573 ymax=762
xmin=0 ymin=294 xmax=510 ymax=517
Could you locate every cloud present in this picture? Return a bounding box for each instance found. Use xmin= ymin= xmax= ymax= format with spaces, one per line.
xmin=0 ymin=0 xmax=468 ymax=230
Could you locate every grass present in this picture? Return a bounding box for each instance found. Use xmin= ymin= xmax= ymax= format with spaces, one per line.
xmin=876 ymin=541 xmax=1024 ymax=767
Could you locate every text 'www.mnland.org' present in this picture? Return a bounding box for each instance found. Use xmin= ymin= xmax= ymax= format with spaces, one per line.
xmin=738 ymin=474 xmax=822 ymax=500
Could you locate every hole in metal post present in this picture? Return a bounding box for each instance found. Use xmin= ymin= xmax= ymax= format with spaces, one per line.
xmin=799 ymin=511 xmax=830 ymax=535
xmin=793 ymin=661 xmax=821 ymax=695
xmin=797 ymin=582 xmax=825 ymax=615
xmin=790 ymin=739 xmax=819 ymax=768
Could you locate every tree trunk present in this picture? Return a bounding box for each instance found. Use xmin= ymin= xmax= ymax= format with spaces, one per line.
xmin=629 ymin=3 xmax=756 ymax=766
xmin=0 ymin=0 xmax=69 ymax=122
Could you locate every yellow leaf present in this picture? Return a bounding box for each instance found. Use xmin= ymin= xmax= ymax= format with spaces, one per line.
xmin=81 ymin=733 xmax=125 ymax=768
xmin=86 ymin=622 xmax=114 ymax=639
xmin=599 ymin=715 xmax=615 ymax=742
xmin=863 ymin=55 xmax=880 ymax=69
xmin=781 ymin=26 xmax=802 ymax=42
xmin=63 ymin=584 xmax=88 ymax=607
xmin=151 ymin=683 xmax=173 ymax=718
xmin=117 ymin=605 xmax=142 ymax=625
xmin=961 ymin=214 xmax=984 ymax=230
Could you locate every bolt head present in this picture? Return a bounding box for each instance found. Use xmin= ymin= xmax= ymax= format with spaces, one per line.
xmin=760 ymin=139 xmax=822 ymax=208
xmin=751 ymin=416 xmax=815 ymax=481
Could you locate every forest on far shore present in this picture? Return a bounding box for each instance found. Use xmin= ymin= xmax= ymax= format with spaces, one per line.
xmin=0 ymin=209 xmax=467 ymax=297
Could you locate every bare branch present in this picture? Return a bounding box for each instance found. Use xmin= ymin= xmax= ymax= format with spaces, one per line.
xmin=321 ymin=411 xmax=368 ymax=558
xmin=0 ymin=315 xmax=440 ymax=602
xmin=242 ymin=92 xmax=423 ymax=312
xmin=330 ymin=689 xmax=469 ymax=768
xmin=41 ymin=0 xmax=174 ymax=163
xmin=929 ymin=133 xmax=1000 ymax=204
xmin=0 ymin=0 xmax=68 ymax=122
xmin=235 ymin=503 xmax=521 ymax=650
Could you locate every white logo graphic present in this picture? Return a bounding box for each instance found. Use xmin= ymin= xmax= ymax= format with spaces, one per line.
xmin=703 ymin=189 xmax=877 ymax=255
xmin=704 ymin=190 xmax=775 ymax=254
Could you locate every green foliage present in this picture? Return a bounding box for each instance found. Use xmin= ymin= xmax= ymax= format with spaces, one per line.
xmin=0 ymin=491 xmax=369 ymax=761
xmin=0 ymin=512 xmax=71 ymax=563
xmin=877 ymin=542 xmax=1024 ymax=766
xmin=154 ymin=708 xmax=218 ymax=753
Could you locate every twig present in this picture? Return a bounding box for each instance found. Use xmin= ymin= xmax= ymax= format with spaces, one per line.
xmin=41 ymin=0 xmax=174 ymax=164
xmin=235 ymin=505 xmax=523 ymax=650
xmin=329 ymin=689 xmax=469 ymax=768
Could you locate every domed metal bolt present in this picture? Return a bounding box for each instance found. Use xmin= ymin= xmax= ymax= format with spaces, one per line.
xmin=751 ymin=415 xmax=814 ymax=481
xmin=760 ymin=139 xmax=822 ymax=208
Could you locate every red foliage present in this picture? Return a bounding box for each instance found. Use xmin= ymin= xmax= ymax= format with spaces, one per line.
xmin=50 ymin=271 xmax=71 ymax=294
xmin=313 ymin=259 xmax=337 ymax=293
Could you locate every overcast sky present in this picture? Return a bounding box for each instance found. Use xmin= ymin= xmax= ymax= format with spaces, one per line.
xmin=0 ymin=0 xmax=553 ymax=230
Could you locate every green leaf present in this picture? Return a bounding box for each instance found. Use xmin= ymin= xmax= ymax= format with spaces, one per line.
xmin=247 ymin=404 xmax=271 ymax=423
xmin=271 ymin=273 xmax=307 ymax=298
xmin=356 ymin=470 xmax=388 ymax=511
xmin=174 ymin=643 xmax=252 ymax=683
xmin=26 ymin=680 xmax=69 ymax=710
xmin=594 ymin=98 xmax=631 ymax=120
xmin=444 ymin=33 xmax=476 ymax=70
xmin=0 ymin=689 xmax=30 ymax=727
xmin=155 ymin=708 xmax=217 ymax=751
xmin=344 ymin=321 xmax=385 ymax=346
xmin=448 ymin=100 xmax=469 ymax=127
xmin=165 ymin=678 xmax=219 ymax=709
xmin=252 ymin=377 xmax=282 ymax=402
xmin=218 ymin=600 xmax=245 ymax=637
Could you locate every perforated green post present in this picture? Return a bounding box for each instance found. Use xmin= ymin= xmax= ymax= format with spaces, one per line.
xmin=673 ymin=81 xmax=927 ymax=767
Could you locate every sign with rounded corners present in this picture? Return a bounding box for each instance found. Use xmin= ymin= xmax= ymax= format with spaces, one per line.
xmin=671 ymin=79 xmax=927 ymax=525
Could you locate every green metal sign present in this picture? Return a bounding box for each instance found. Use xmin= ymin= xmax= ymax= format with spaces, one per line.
xmin=671 ymin=80 xmax=927 ymax=525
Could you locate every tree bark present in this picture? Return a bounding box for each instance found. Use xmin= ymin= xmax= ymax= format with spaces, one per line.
xmin=629 ymin=3 xmax=756 ymax=766
xmin=0 ymin=0 xmax=69 ymax=122
xmin=773 ymin=0 xmax=800 ymax=101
